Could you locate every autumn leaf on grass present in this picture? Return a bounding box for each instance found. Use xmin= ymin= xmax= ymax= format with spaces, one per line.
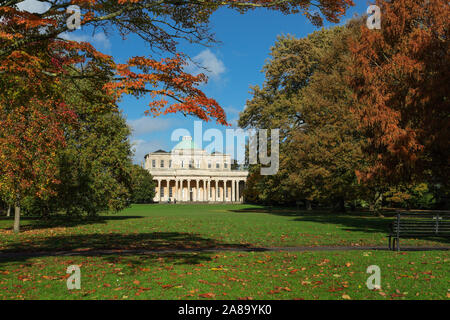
xmin=342 ymin=294 xmax=351 ymax=300
xmin=199 ymin=293 xmax=215 ymax=298
xmin=133 ymin=280 xmax=140 ymax=285
xmin=238 ymin=297 xmax=254 ymax=300
xmin=210 ymin=267 xmax=227 ymax=271
xmin=276 ymin=286 xmax=292 ymax=292
xmin=318 ymin=259 xmax=330 ymax=266
xmin=268 ymin=287 xmax=291 ymax=294
xmin=162 ymin=284 xmax=174 ymax=289
xmin=328 ymin=287 xmax=344 ymax=292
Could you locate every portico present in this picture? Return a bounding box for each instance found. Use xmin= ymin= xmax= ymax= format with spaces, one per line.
xmin=153 ymin=176 xmax=246 ymax=203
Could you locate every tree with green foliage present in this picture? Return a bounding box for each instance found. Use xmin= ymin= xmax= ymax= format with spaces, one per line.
xmin=282 ymin=22 xmax=367 ymax=212
xmin=240 ymin=22 xmax=371 ymax=211
xmin=240 ymin=27 xmax=343 ymax=205
xmin=130 ymin=165 xmax=156 ymax=204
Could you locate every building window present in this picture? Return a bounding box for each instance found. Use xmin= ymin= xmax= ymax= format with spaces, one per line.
xmin=217 ymin=188 xmax=220 ymax=198
xmin=196 ymin=160 xmax=200 ymax=168
xmin=160 ymin=186 xmax=164 ymax=198
xmin=224 ymin=162 xmax=228 ymax=169
xmin=169 ymin=160 xmax=172 ymax=168
xmin=181 ymin=160 xmax=184 ymax=168
xmin=189 ymin=160 xmax=194 ymax=168
xmin=160 ymin=160 xmax=164 ymax=168
xmin=225 ymin=186 xmax=228 ymax=198
xmin=210 ymin=186 xmax=212 ymax=197
xmin=152 ymin=160 xmax=156 ymax=168
xmin=208 ymin=161 xmax=212 ymax=169
xmin=216 ymin=162 xmax=220 ymax=169
xmin=169 ymin=186 xmax=173 ymax=197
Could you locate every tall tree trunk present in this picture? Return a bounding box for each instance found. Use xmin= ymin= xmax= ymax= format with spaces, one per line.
xmin=350 ymin=201 xmax=356 ymax=212
xmin=369 ymin=192 xmax=384 ymax=217
xmin=305 ymin=200 xmax=312 ymax=211
xmin=335 ymin=197 xmax=346 ymax=213
xmin=13 ymin=204 xmax=20 ymax=233
xmin=7 ymin=205 xmax=11 ymax=217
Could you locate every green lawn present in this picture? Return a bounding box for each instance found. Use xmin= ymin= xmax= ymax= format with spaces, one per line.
xmin=0 ymin=204 xmax=448 ymax=300
xmin=0 ymin=251 xmax=448 ymax=300
xmin=0 ymin=204 xmax=448 ymax=252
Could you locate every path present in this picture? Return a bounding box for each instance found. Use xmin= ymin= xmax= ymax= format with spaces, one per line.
xmin=1 ymin=245 xmax=449 ymax=260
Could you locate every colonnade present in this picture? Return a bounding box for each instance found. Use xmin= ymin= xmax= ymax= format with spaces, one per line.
xmin=154 ymin=178 xmax=245 ymax=203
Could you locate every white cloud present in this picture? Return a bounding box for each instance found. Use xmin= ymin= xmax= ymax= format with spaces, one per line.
xmin=127 ymin=117 xmax=172 ymax=137
xmin=225 ymin=105 xmax=243 ymax=115
xmin=131 ymin=139 xmax=167 ymax=164
xmin=59 ymin=32 xmax=111 ymax=50
xmin=186 ymin=49 xmax=226 ymax=81
xmin=16 ymin=0 xmax=51 ymax=14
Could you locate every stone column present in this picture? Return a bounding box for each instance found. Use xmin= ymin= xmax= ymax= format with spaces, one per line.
xmin=163 ymin=179 xmax=167 ymax=202
xmin=231 ymin=179 xmax=235 ymax=202
xmin=216 ymin=180 xmax=219 ymax=202
xmin=221 ymin=180 xmax=224 ymax=202
xmin=187 ymin=179 xmax=191 ymax=202
xmin=174 ymin=179 xmax=177 ymax=201
xmin=196 ymin=179 xmax=200 ymax=202
xmin=156 ymin=179 xmax=161 ymax=202
xmin=203 ymin=180 xmax=206 ymax=202
xmin=163 ymin=179 xmax=166 ymax=201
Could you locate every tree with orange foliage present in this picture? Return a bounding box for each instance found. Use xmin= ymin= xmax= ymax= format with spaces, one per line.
xmin=1 ymin=0 xmax=354 ymax=122
xmin=0 ymin=56 xmax=76 ymax=232
xmin=350 ymin=0 xmax=449 ymax=192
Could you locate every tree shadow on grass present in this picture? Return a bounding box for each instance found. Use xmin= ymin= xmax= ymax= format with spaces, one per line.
xmin=0 ymin=215 xmax=145 ymax=231
xmin=228 ymin=206 xmax=389 ymax=217
xmin=0 ymin=250 xmax=215 ymax=267
xmin=100 ymin=252 xmax=214 ymax=266
xmin=0 ymin=231 xmax=250 ymax=264
xmin=237 ymin=207 xmax=450 ymax=246
xmin=229 ymin=206 xmax=401 ymax=235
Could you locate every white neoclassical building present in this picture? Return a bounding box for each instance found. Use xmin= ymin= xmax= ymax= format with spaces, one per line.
xmin=144 ymin=136 xmax=248 ymax=203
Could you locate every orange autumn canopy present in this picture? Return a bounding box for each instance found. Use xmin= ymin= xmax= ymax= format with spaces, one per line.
xmin=0 ymin=0 xmax=354 ymax=125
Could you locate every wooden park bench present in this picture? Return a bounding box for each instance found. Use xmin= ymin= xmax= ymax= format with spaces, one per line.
xmin=388 ymin=211 xmax=450 ymax=251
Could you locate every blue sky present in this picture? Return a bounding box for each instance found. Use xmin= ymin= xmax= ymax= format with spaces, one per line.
xmin=18 ymin=0 xmax=372 ymax=163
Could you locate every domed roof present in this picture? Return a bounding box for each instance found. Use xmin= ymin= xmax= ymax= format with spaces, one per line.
xmin=172 ymin=136 xmax=201 ymax=151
